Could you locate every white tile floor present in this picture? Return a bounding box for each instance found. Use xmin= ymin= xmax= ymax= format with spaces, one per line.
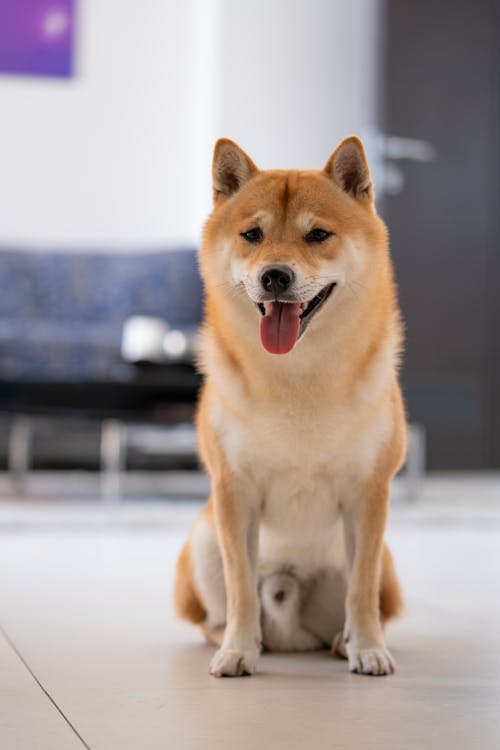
xmin=0 ymin=473 xmax=499 ymax=750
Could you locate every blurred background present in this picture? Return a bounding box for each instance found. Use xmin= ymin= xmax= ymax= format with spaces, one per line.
xmin=0 ymin=0 xmax=499 ymax=501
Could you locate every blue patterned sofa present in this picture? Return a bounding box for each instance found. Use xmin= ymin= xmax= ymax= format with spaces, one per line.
xmin=0 ymin=248 xmax=203 ymax=419
xmin=0 ymin=248 xmax=202 ymax=381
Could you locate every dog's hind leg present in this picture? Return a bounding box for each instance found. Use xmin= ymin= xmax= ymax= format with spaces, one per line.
xmin=301 ymin=567 xmax=347 ymax=649
xmin=379 ymin=543 xmax=404 ymax=624
xmin=173 ymin=541 xmax=206 ymax=625
xmin=201 ymin=625 xmax=225 ymax=647
xmin=173 ymin=499 xmax=227 ymax=637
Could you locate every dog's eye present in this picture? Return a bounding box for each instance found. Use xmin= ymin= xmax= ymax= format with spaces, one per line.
xmin=304 ymin=228 xmax=333 ymax=244
xmin=240 ymin=227 xmax=263 ymax=244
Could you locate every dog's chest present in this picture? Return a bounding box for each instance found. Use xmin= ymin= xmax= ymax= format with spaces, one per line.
xmin=260 ymin=465 xmax=339 ymax=537
xmin=214 ymin=395 xmax=388 ymax=508
xmin=249 ymin=421 xmax=347 ymax=570
xmin=210 ymin=391 xmax=390 ymax=570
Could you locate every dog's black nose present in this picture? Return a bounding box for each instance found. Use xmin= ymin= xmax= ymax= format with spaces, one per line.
xmin=260 ymin=265 xmax=295 ymax=295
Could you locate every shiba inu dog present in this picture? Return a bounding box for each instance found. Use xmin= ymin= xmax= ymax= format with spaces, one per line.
xmin=174 ymin=136 xmax=405 ymax=677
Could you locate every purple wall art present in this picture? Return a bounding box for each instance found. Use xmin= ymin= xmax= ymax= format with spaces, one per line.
xmin=0 ymin=0 xmax=76 ymax=78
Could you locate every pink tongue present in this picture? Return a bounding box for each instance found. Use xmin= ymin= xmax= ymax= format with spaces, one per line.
xmin=260 ymin=301 xmax=301 ymax=354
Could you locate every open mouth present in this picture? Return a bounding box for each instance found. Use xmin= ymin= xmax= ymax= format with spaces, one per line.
xmin=256 ymin=283 xmax=336 ymax=328
xmin=256 ymin=283 xmax=336 ymax=355
xmin=298 ymin=283 xmax=336 ymax=328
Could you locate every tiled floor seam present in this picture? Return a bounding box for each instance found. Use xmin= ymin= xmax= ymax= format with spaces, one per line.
xmin=0 ymin=623 xmax=92 ymax=750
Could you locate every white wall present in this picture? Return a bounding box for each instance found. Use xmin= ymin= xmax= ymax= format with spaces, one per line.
xmin=0 ymin=0 xmax=209 ymax=248
xmin=217 ymin=0 xmax=381 ymax=170
xmin=0 ymin=0 xmax=380 ymax=250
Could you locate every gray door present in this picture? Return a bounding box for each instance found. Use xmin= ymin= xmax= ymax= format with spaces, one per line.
xmin=380 ymin=0 xmax=500 ymax=469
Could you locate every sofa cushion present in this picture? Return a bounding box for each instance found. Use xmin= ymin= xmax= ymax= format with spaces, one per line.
xmin=0 ymin=248 xmax=202 ymax=381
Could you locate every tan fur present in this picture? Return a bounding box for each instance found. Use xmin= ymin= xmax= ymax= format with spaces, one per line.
xmin=201 ymin=625 xmax=225 ymax=647
xmin=178 ymin=535 xmax=402 ymax=636
xmin=173 ymin=540 xmax=206 ymax=625
xmin=174 ymin=136 xmax=406 ymax=677
xmin=380 ymin=544 xmax=404 ymax=624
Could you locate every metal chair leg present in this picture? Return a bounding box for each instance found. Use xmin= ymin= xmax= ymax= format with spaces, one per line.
xmin=405 ymin=422 xmax=426 ymax=501
xmin=8 ymin=415 xmax=32 ymax=493
xmin=100 ymin=419 xmax=126 ymax=502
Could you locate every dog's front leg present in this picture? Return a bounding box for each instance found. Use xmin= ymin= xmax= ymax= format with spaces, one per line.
xmin=209 ymin=477 xmax=261 ymax=677
xmin=340 ymin=480 xmax=395 ymax=676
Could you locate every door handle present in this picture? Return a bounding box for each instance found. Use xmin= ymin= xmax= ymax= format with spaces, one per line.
xmin=368 ymin=132 xmax=437 ymax=196
xmin=378 ymin=134 xmax=436 ymax=162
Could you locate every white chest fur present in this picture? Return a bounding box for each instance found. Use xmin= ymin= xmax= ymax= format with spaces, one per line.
xmin=209 ymin=386 xmax=392 ymax=573
xmin=213 ymin=389 xmax=391 ymax=489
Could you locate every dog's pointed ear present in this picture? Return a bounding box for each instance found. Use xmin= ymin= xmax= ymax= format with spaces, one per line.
xmin=212 ymin=139 xmax=258 ymax=203
xmin=324 ymin=136 xmax=373 ymax=201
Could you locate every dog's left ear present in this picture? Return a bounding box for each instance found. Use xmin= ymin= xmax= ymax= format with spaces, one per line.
xmin=212 ymin=139 xmax=258 ymax=203
xmin=324 ymin=136 xmax=373 ymax=201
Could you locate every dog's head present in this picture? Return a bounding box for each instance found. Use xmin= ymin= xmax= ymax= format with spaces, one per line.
xmin=201 ymin=137 xmax=390 ymax=355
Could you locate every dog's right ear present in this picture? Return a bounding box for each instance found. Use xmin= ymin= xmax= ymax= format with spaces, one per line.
xmin=212 ymin=139 xmax=258 ymax=203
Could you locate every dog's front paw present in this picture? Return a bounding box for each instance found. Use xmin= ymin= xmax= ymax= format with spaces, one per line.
xmin=347 ymin=643 xmax=395 ymax=676
xmin=209 ymin=647 xmax=259 ymax=678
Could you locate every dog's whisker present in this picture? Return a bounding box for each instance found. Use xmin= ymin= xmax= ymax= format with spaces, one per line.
xmin=347 ymin=282 xmax=362 ymax=301
xmin=348 ymin=279 xmax=368 ymax=291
